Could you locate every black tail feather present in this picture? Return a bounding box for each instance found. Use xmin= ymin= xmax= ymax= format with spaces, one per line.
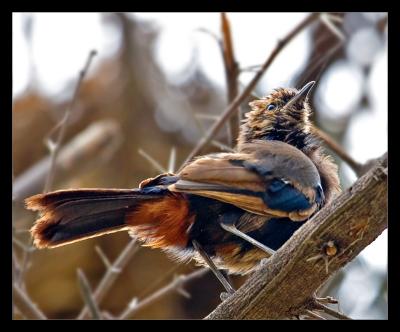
xmin=25 ymin=188 xmax=163 ymax=248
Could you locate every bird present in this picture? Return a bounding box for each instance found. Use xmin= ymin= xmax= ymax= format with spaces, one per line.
xmin=25 ymin=81 xmax=341 ymax=295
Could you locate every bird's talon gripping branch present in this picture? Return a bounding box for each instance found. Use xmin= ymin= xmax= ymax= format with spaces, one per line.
xmin=220 ymin=291 xmax=233 ymax=301
xmin=259 ymin=257 xmax=271 ymax=268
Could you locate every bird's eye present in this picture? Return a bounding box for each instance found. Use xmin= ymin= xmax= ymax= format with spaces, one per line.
xmin=267 ymin=104 xmax=276 ymax=111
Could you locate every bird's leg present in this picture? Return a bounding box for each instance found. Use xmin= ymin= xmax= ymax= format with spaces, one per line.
xmin=219 ymin=221 xmax=276 ymax=257
xmin=192 ymin=240 xmax=235 ymax=298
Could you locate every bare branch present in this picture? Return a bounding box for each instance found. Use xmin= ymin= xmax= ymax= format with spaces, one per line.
xmin=119 ymin=268 xmax=209 ymax=319
xmin=16 ymin=246 xmax=32 ymax=288
xmin=77 ymin=269 xmax=103 ymax=320
xmin=77 ymin=239 xmax=139 ymax=319
xmin=240 ymin=64 xmax=263 ymax=73
xmin=211 ymin=140 xmax=235 ymax=152
xmin=44 ymin=49 xmax=97 ymax=192
xmin=12 ymin=249 xmax=21 ymax=283
xmin=13 ymin=120 xmax=122 ymax=202
xmin=138 ymin=149 xmax=167 ymax=173
xmin=13 ymin=283 xmax=47 ymax=320
xmin=95 ymin=246 xmax=115 ymax=271
xmin=304 ymin=310 xmax=327 ymax=320
xmin=12 ymin=237 xmax=35 ymax=253
xmin=311 ymin=126 xmax=364 ymax=176
xmin=221 ymin=13 xmax=240 ymax=146
xmin=180 ymin=13 xmax=319 ymax=168
xmin=135 ymin=264 xmax=182 ymax=300
xmin=168 ymin=147 xmax=177 ymax=173
xmin=319 ymin=13 xmax=346 ymax=42
xmin=195 ymin=27 xmax=221 ymax=45
xmin=298 ymin=41 xmax=343 ymax=87
xmin=313 ymin=302 xmax=351 ymax=320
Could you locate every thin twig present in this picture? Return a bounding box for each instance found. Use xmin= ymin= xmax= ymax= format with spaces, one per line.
xmin=298 ymin=41 xmax=343 ymax=87
xmin=311 ymin=126 xmax=364 ymax=176
xmin=168 ymin=147 xmax=177 ymax=173
xmin=195 ymin=27 xmax=221 ymax=45
xmin=240 ymin=64 xmax=263 ymax=73
xmin=326 ymin=13 xmax=344 ymax=23
xmin=180 ymin=13 xmax=319 ymax=169
xmin=102 ymin=311 xmax=117 ymax=320
xmin=13 ymin=120 xmax=122 ymax=202
xmin=118 ymin=268 xmax=209 ymax=319
xmin=304 ymin=310 xmax=327 ymax=320
xmin=315 ymin=296 xmax=339 ymax=305
xmin=12 ymin=249 xmax=20 ymax=282
xmin=211 ymin=140 xmax=235 ymax=152
xmin=319 ymin=13 xmax=346 ymax=42
xmin=192 ymin=114 xmax=235 ymax=152
xmin=221 ymin=12 xmax=240 ymax=146
xmin=43 ymin=49 xmax=97 ymax=192
xmin=78 ymin=239 xmax=139 ymax=319
xmin=138 ymin=148 xmax=167 ymax=173
xmin=198 ymin=17 xmax=237 ymax=146
xmin=12 ymin=237 xmax=35 ymax=253
xmin=136 ymin=264 xmax=182 ymax=300
xmin=77 ymin=269 xmax=103 ymax=320
xmin=16 ymin=247 xmax=32 ymax=288
xmin=13 ymin=283 xmax=47 ymax=320
xmin=314 ymin=302 xmax=352 ymax=320
xmin=95 ymin=246 xmax=115 ymax=271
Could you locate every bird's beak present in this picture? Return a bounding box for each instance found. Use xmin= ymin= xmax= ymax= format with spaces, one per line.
xmin=284 ymin=81 xmax=315 ymax=109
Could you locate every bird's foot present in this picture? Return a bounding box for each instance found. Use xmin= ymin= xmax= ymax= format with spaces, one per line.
xmin=260 ymin=257 xmax=271 ymax=268
xmin=220 ymin=291 xmax=234 ymax=301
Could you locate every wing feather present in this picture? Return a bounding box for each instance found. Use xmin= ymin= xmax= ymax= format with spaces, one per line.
xmin=170 ymin=141 xmax=321 ymax=220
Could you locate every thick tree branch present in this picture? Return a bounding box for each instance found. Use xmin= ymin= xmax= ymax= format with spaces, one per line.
xmin=206 ymin=153 xmax=387 ymax=319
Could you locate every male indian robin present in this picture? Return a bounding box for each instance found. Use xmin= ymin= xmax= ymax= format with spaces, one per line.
xmin=25 ymin=81 xmax=341 ymax=295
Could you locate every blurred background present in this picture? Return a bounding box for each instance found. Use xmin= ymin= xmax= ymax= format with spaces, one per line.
xmin=12 ymin=12 xmax=387 ymax=319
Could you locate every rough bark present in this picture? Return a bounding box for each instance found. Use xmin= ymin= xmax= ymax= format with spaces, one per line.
xmin=206 ymin=153 xmax=387 ymax=319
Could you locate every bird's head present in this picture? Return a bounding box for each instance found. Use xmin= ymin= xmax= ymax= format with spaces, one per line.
xmin=238 ymin=81 xmax=316 ymax=151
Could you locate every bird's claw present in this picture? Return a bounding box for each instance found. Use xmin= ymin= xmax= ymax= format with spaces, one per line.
xmin=220 ymin=291 xmax=233 ymax=301
xmin=260 ymin=257 xmax=270 ymax=267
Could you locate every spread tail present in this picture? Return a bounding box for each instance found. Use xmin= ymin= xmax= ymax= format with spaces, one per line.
xmin=25 ymin=188 xmax=162 ymax=248
xmin=25 ymin=187 xmax=193 ymax=249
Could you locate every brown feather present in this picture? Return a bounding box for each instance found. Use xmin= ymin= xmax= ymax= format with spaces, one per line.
xmin=25 ymin=188 xmax=162 ymax=249
xmin=172 ymin=140 xmax=321 ymax=218
xmin=179 ymin=154 xmax=262 ymax=186
xmin=169 ymin=186 xmax=289 ymax=218
xmin=307 ymin=148 xmax=342 ymax=204
xmin=126 ymin=194 xmax=193 ymax=248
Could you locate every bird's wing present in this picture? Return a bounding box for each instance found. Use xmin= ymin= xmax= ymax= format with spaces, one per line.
xmin=169 ymin=141 xmax=323 ymax=221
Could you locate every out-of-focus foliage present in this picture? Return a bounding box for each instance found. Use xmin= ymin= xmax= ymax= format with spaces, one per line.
xmin=12 ymin=12 xmax=387 ymax=319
